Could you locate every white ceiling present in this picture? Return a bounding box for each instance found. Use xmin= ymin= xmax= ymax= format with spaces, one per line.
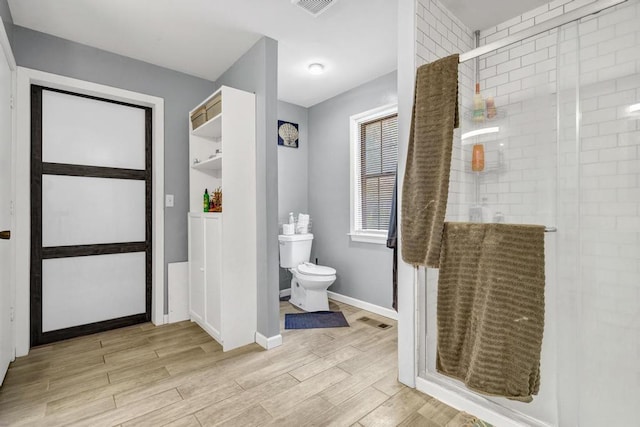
xmin=439 ymin=0 xmax=551 ymax=32
xmin=8 ymin=1 xmax=551 ymax=107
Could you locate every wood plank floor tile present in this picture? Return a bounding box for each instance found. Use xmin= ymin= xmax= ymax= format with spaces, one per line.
xmin=194 ymin=373 xmax=299 ymax=426
xmin=107 ymin=347 xmax=205 ymax=384
xmin=29 ymin=395 xmax=116 ymax=427
xmin=215 ymin=404 xmax=272 ymax=427
xmin=262 ymin=394 xmax=334 ymax=426
xmin=372 ymin=370 xmax=406 ymax=397
xmin=358 ymin=388 xmax=429 ymax=427
xmin=319 ymin=364 xmax=397 ymax=406
xmin=289 ymin=345 xmax=363 ymax=382
xmin=417 ymin=398 xmax=461 ymax=425
xmin=46 ymin=367 xmax=171 ymax=414
xmin=397 ymin=412 xmax=441 ymax=427
xmin=313 ymin=386 xmax=390 ymax=427
xmin=260 ymin=366 xmax=350 ymax=416
xmin=235 ymin=349 xmax=319 ymax=389
xmin=162 ymin=414 xmax=202 ymax=427
xmin=67 ymin=388 xmax=183 ymax=427
xmin=0 ymin=299 xmax=485 ymax=427
xmin=121 ymin=381 xmax=244 ymax=427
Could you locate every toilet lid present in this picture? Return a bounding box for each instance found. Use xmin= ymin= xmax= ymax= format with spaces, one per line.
xmin=297 ymin=262 xmax=336 ymax=276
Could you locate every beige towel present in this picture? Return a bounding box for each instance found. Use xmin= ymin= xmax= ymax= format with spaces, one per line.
xmin=401 ymin=54 xmax=459 ymax=268
xmin=436 ymin=222 xmax=545 ymax=402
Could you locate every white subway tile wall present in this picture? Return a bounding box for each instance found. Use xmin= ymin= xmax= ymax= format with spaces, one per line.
xmin=416 ymin=0 xmax=475 ymax=223
xmin=416 ymin=0 xmax=640 ymax=425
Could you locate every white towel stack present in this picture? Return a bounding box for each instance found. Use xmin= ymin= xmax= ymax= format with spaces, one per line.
xmin=296 ymin=214 xmax=310 ymax=234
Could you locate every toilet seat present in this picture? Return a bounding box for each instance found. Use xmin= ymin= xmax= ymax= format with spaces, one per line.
xmin=297 ymin=262 xmax=336 ymax=277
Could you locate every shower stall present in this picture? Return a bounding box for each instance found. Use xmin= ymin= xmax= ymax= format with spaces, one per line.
xmin=415 ymin=1 xmax=640 ymax=425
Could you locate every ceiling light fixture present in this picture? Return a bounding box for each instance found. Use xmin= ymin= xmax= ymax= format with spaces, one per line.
xmin=308 ymin=63 xmax=325 ymax=75
xmin=630 ymin=103 xmax=640 ymax=113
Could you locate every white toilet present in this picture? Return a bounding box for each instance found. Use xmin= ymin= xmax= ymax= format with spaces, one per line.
xmin=278 ymin=233 xmax=336 ymax=312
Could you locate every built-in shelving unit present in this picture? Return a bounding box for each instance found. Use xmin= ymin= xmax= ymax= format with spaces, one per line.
xmin=191 ymin=113 xmax=221 ymax=139
xmin=188 ymin=86 xmax=257 ymax=352
xmin=192 ymin=155 xmax=222 ymax=171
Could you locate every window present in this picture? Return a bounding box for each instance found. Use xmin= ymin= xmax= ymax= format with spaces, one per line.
xmin=349 ymin=104 xmax=398 ymax=244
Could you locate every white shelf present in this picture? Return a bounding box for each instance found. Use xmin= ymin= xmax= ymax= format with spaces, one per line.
xmin=192 ymin=155 xmax=222 ymax=171
xmin=191 ymin=113 xmax=222 ymax=139
xmin=190 ymin=212 xmax=222 ymax=218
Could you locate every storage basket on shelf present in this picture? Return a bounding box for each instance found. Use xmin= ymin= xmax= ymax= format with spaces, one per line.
xmin=190 ymin=106 xmax=207 ymax=130
xmin=206 ymin=95 xmax=222 ymax=120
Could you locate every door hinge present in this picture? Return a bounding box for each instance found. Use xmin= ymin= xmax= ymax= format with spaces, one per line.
xmin=9 ymin=95 xmax=13 ymax=110
xmin=9 ymin=200 xmax=14 ymax=216
xmin=9 ymin=306 xmax=14 ymax=322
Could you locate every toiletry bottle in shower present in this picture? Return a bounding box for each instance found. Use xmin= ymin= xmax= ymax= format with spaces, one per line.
xmin=486 ymin=96 xmax=497 ymax=119
xmin=473 ymin=83 xmax=484 ymax=122
xmin=203 ymin=188 xmax=209 ymax=213
xmin=472 ymin=144 xmax=485 ymax=172
xmin=481 ymin=198 xmax=492 ymax=223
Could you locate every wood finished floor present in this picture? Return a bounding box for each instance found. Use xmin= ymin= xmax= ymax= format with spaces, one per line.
xmin=0 ymin=300 xmax=484 ymax=427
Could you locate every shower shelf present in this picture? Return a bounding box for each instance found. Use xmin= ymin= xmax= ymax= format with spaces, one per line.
xmin=462 ymin=107 xmax=506 ymax=123
xmin=464 ymin=162 xmax=505 ymax=174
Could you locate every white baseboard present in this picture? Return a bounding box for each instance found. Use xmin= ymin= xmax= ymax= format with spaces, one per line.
xmin=327 ymin=291 xmax=398 ymax=320
xmin=255 ymin=332 xmax=283 ymax=350
xmin=279 ymin=288 xmax=291 ymax=298
xmin=416 ymin=376 xmax=551 ymax=427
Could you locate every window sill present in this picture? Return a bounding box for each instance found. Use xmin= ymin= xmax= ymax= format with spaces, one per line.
xmin=348 ymin=233 xmax=387 ymax=245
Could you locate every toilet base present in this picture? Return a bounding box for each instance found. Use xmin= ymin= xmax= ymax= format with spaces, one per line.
xmin=290 ymin=276 xmax=331 ymax=312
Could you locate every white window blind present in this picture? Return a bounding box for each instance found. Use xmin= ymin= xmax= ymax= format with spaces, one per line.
xmin=350 ymin=106 xmax=398 ymax=243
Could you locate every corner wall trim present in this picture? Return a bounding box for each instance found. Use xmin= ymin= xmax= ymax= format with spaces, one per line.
xmin=255 ymin=332 xmax=283 ymax=350
xmin=327 ymin=291 xmax=398 ymax=321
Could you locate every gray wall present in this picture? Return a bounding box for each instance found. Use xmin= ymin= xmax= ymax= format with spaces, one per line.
xmin=277 ymin=100 xmax=309 ymax=290
xmin=215 ymin=37 xmax=280 ymax=339
xmin=10 ymin=25 xmax=215 ymax=312
xmin=308 ymin=71 xmax=397 ymax=309
xmin=0 ymin=0 xmax=12 ymax=45
xmin=0 ymin=0 xmax=11 ymax=24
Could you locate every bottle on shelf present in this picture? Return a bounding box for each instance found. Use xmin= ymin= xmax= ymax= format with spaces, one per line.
xmin=469 ymin=204 xmax=482 ymax=222
xmin=486 ymin=96 xmax=497 ymax=119
xmin=203 ymin=188 xmax=209 ymax=213
xmin=472 ymin=83 xmax=485 ymax=123
xmin=288 ymin=212 xmax=295 ymax=225
xmin=472 ymin=144 xmax=485 ymax=172
xmin=481 ymin=198 xmax=492 ymax=223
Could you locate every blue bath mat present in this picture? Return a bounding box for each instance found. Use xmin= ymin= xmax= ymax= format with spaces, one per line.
xmin=284 ymin=311 xmax=349 ymax=329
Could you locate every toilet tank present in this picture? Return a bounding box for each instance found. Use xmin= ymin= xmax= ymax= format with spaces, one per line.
xmin=278 ymin=233 xmax=313 ymax=268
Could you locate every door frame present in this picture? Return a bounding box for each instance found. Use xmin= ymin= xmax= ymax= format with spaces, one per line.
xmin=0 ymin=18 xmax=17 ymax=377
xmin=14 ymin=67 xmax=165 ymax=356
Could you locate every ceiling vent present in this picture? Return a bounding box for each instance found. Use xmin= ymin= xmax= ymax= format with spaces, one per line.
xmin=292 ymin=0 xmax=336 ymax=17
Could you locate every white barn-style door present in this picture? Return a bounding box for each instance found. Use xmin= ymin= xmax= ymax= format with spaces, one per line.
xmin=30 ymin=86 xmax=152 ymax=346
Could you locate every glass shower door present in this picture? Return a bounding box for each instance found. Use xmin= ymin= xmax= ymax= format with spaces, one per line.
xmin=566 ymin=4 xmax=640 ymax=425
xmin=422 ymin=29 xmax=561 ymax=425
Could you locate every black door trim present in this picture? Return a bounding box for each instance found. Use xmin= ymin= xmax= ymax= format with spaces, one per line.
xmin=42 ymin=163 xmax=146 ymax=180
xmin=30 ymin=85 xmax=153 ymax=346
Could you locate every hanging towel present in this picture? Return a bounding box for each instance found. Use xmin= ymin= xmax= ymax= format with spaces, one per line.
xmin=436 ymin=222 xmax=545 ymax=402
xmin=401 ymin=54 xmax=459 ymax=268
